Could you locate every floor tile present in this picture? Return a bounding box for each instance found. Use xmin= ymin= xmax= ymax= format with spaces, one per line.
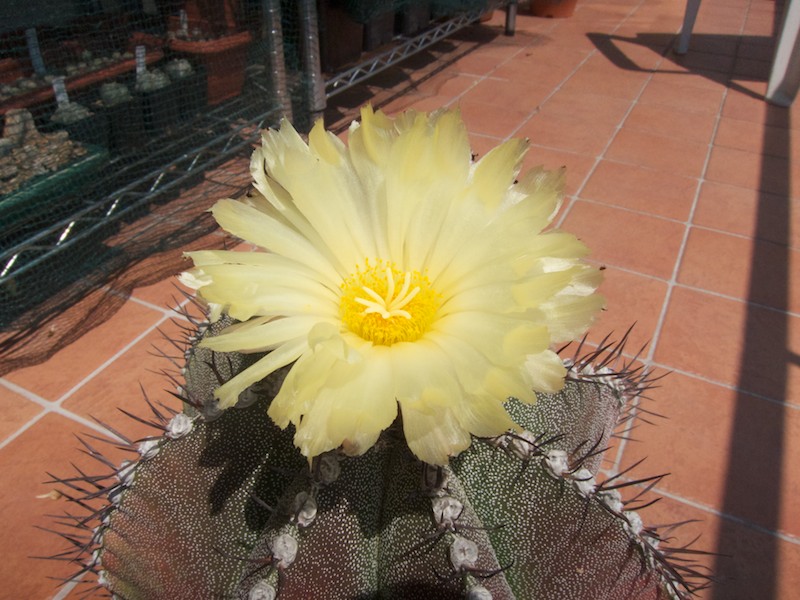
xmin=523 ymin=146 xmax=597 ymax=196
xmin=588 ymin=34 xmax=667 ymax=71
xmin=518 ymin=110 xmax=619 ymax=155
xmin=561 ymin=61 xmax=650 ymax=100
xmin=673 ymin=33 xmax=740 ymax=56
xmin=540 ymin=88 xmax=632 ymax=125
xmin=655 ymin=286 xmax=800 ymax=403
xmin=639 ymin=76 xmax=726 ymax=114
xmin=129 ymin=275 xmax=192 ymax=313
xmin=641 ymin=496 xmax=800 ymax=599
xmin=457 ymin=99 xmax=531 ymax=138
xmin=673 ymin=48 xmax=736 ymax=73
xmin=460 ymin=76 xmax=554 ymax=113
xmin=706 ymin=145 xmax=800 ymax=198
xmin=385 ymin=92 xmax=459 ymax=114
xmin=4 ymin=301 xmax=165 ymax=402
xmin=0 ymin=385 xmax=44 ymax=444
xmin=714 ymin=116 xmax=795 ymax=161
xmin=586 ymin=267 xmax=668 ymax=352
xmin=469 ymin=133 xmax=505 ymax=160
xmin=733 ymin=56 xmax=771 ymax=79
xmin=414 ymin=71 xmax=481 ymax=99
xmin=561 ymin=200 xmax=685 ymax=279
xmin=743 ymin=13 xmax=778 ymax=36
xmin=61 ymin=319 xmax=186 ymax=444
xmin=723 ymin=84 xmax=800 ymax=129
xmin=0 ymin=413 xmax=130 ymax=600
xmin=678 ymin=227 xmax=800 ymax=312
xmin=624 ymin=102 xmax=717 ymax=144
xmin=607 ymin=128 xmax=710 ymax=178
xmin=581 ymin=159 xmax=698 ymax=221
xmin=490 ymin=46 xmax=588 ymax=90
xmin=449 ymin=50 xmax=506 ymax=76
xmin=738 ymin=39 xmax=775 ymax=61
xmin=693 ymin=181 xmax=800 ymax=248
xmin=619 ymin=372 xmax=800 ymax=536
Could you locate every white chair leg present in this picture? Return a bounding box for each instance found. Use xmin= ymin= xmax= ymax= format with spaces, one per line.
xmin=676 ymin=0 xmax=702 ymax=55
xmin=767 ymin=0 xmax=800 ymax=106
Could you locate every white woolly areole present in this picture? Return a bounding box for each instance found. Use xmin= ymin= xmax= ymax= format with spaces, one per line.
xmin=291 ymin=491 xmax=318 ymax=527
xmin=116 ymin=460 xmax=136 ymax=486
xmin=468 ymin=585 xmax=493 ymax=600
xmin=571 ymin=467 xmax=596 ymax=496
xmin=432 ymin=496 xmax=463 ymax=529
xmin=508 ymin=430 xmax=539 ymax=460
xmin=317 ymin=453 xmax=341 ymax=484
xmin=137 ymin=439 xmax=160 ymax=459
xmin=248 ymin=580 xmax=276 ymax=600
xmin=600 ymin=489 xmax=624 ymax=513
xmin=625 ymin=511 xmax=644 ymax=536
xmin=544 ymin=449 xmax=570 ymax=479
xmin=166 ymin=413 xmax=193 ymax=439
xmin=270 ymin=533 xmax=298 ymax=568
xmin=450 ymin=536 xmax=479 ymax=570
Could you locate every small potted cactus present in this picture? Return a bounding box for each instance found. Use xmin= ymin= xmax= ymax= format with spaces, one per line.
xmin=164 ymin=58 xmax=207 ymax=120
xmin=134 ymin=67 xmax=180 ymax=136
xmin=96 ymin=81 xmax=146 ymax=152
xmin=48 ymin=99 xmax=109 ymax=148
xmin=47 ymin=106 xmax=712 ymax=599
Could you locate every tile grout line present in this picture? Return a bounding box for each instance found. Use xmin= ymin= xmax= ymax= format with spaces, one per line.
xmin=0 ymin=310 xmax=174 ymax=451
xmin=581 ymin=252 xmax=800 ymax=319
xmin=642 ymin=0 xmax=754 ymax=388
xmin=0 ymin=379 xmax=124 ymax=451
xmin=552 ymin=0 xmax=666 ymax=230
xmin=615 ymin=0 xmax=763 ymax=521
xmin=53 ymin=310 xmax=175 ymax=405
xmin=647 ymin=359 xmax=800 ymax=411
xmin=603 ymin=473 xmax=800 ymax=547
xmin=540 ymin=5 xmax=689 ymax=475
xmin=575 ymin=194 xmax=800 ymax=252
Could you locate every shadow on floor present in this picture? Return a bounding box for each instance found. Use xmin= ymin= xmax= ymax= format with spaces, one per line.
xmin=590 ymin=25 xmax=793 ymax=600
xmin=587 ymin=31 xmax=772 ymax=100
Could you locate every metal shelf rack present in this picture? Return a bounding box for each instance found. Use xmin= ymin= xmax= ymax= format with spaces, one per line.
xmin=0 ymin=0 xmax=517 ymax=329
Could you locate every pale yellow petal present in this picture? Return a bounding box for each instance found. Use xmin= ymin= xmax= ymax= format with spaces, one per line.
xmin=293 ymin=346 xmax=397 ymax=459
xmin=214 ymin=338 xmax=308 ymax=409
xmin=200 ymin=316 xmax=328 ymax=353
xmin=210 ymin=198 xmax=340 ymax=283
xmin=539 ymin=292 xmax=606 ymax=342
xmin=523 ymin=349 xmax=567 ymax=395
xmin=400 ymin=391 xmax=471 ymax=465
xmin=470 ymin=137 xmax=528 ymax=211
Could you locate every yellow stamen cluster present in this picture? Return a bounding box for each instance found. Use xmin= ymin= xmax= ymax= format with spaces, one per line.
xmin=340 ymin=260 xmax=439 ymax=346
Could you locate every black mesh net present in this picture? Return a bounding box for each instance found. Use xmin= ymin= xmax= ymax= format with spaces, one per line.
xmin=0 ymin=0 xmax=499 ymax=375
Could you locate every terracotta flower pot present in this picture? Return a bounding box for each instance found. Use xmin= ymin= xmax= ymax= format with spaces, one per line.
xmin=530 ymin=0 xmax=578 ymax=18
xmin=170 ymin=31 xmax=252 ymax=106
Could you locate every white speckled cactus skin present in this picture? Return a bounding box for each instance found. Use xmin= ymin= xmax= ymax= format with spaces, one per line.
xmin=48 ymin=314 xmax=711 ymax=600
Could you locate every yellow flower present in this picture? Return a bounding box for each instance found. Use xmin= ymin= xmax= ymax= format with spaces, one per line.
xmin=180 ymin=106 xmax=604 ymax=465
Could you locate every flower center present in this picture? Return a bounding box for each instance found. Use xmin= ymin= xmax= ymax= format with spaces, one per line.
xmin=340 ymin=260 xmax=439 ymax=346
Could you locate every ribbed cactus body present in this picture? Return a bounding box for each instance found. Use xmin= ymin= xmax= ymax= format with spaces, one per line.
xmin=51 ymin=318 xmax=705 ymax=599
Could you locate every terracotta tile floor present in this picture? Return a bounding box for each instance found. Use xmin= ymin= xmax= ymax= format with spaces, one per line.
xmin=3 ymin=0 xmax=800 ymax=597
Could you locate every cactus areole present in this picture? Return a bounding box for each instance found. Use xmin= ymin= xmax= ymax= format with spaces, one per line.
xmin=48 ymin=108 xmax=712 ymax=599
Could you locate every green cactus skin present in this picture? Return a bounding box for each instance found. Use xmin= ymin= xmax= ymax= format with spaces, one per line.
xmin=47 ymin=308 xmax=713 ymax=599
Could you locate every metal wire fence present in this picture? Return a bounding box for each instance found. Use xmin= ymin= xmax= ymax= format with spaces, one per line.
xmin=0 ymin=0 xmax=509 ymax=368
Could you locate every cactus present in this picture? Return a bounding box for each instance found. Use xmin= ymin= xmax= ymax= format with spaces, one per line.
xmin=46 ymin=106 xmax=714 ymax=598
xmin=46 ymin=309 xmax=712 ymax=599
